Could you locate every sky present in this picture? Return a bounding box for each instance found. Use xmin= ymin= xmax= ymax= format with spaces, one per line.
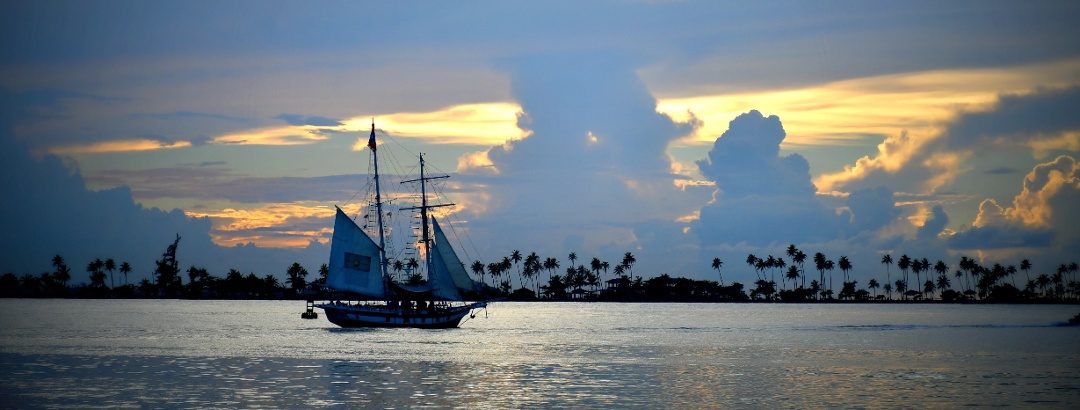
xmin=2 ymin=0 xmax=1080 ymax=288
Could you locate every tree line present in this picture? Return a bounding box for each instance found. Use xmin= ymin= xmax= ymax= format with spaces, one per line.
xmin=4 ymin=237 xmax=1078 ymax=303
xmin=0 ymin=235 xmax=323 ymax=299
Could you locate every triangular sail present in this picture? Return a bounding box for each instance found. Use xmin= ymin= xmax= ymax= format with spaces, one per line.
xmin=431 ymin=218 xmax=477 ymax=299
xmin=326 ymin=207 xmax=385 ymax=298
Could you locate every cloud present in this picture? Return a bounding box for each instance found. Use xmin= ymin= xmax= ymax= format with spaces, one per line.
xmin=451 ymin=52 xmax=704 ymax=274
xmin=845 ymin=186 xmax=903 ymax=233
xmin=0 ymin=89 xmax=328 ymax=281
xmin=693 ymin=110 xmax=847 ymax=247
xmin=132 ymin=111 xmax=248 ymax=123
xmin=917 ymin=204 xmax=949 ymax=240
xmin=942 ymin=85 xmax=1080 ymax=155
xmin=818 ymin=86 xmax=1080 ymax=196
xmin=951 ymin=155 xmax=1079 ymax=251
xmin=697 ymin=110 xmax=816 ymax=198
xmin=275 ymin=114 xmax=343 ymax=127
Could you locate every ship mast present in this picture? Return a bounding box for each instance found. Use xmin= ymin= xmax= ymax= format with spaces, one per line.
xmin=369 ymin=122 xmax=391 ymax=290
xmin=402 ymin=153 xmax=453 ymax=288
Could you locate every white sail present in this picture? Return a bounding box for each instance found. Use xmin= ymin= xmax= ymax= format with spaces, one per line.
xmin=326 ymin=207 xmax=385 ymax=298
xmin=431 ymin=218 xmax=477 ymax=299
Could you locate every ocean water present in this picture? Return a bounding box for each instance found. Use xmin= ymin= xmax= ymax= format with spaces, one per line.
xmin=1 ymin=300 xmax=1078 ymax=408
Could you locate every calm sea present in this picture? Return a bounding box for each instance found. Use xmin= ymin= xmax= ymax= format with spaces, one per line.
xmin=1 ymin=299 xmax=1078 ymax=408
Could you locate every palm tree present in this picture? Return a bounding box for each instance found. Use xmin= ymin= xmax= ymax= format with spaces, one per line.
xmin=775 ymin=257 xmax=787 ymax=286
xmin=785 ymin=266 xmax=800 ymax=291
xmin=881 ymin=254 xmax=893 ymax=298
xmin=897 ymin=254 xmax=911 ymax=297
xmin=936 ymin=273 xmax=951 ymax=296
xmin=1020 ymin=259 xmax=1032 ymax=285
xmin=487 ymin=262 xmax=502 ymax=290
xmin=51 ymin=254 xmax=70 ymax=289
xmin=105 ymin=258 xmax=116 ymax=289
xmin=911 ymin=258 xmax=924 ymax=299
xmin=119 ymin=261 xmax=132 ymax=286
xmin=766 ymin=255 xmax=777 ymax=283
xmin=621 ymin=252 xmax=636 ymax=283
xmin=883 ymin=282 xmax=893 ymax=299
xmin=470 ymin=260 xmax=485 ymax=287
xmin=813 ymin=252 xmax=829 ymax=298
xmin=600 ymin=261 xmax=610 ymax=290
xmin=568 ymin=252 xmax=578 ymax=269
xmin=746 ymin=254 xmax=759 ymax=281
xmin=285 ymin=262 xmax=309 ymax=295
xmin=868 ymin=279 xmax=880 ymax=298
xmin=711 ymin=258 xmax=724 ymax=286
xmin=838 ymin=256 xmax=852 ymax=283
xmin=543 ymin=257 xmax=560 ymax=296
xmin=511 ymin=250 xmax=523 ymax=287
xmin=793 ymin=250 xmax=807 ymax=288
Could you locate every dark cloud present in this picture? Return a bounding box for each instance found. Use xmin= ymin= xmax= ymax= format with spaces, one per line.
xmin=275 ymin=114 xmax=343 ymax=127
xmin=0 ymin=90 xmax=327 ymax=280
xmin=130 ymin=111 xmax=248 ymax=123
xmin=948 ymin=225 xmax=1054 ymax=250
xmin=917 ymin=205 xmax=949 ymax=240
xmin=983 ymin=167 xmax=1018 ymax=175
xmin=944 ymin=85 xmax=1080 ymax=150
xmin=845 ymin=186 xmax=902 ymax=232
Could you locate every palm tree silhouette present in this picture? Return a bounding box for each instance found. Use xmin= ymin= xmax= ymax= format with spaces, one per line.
xmin=622 ymin=252 xmax=636 ymax=283
xmin=746 ymin=254 xmax=759 ymax=281
xmin=838 ymin=256 xmax=852 ymax=283
xmin=470 ymin=260 xmax=485 ymax=287
xmin=793 ymin=250 xmax=807 ymax=288
xmin=868 ymin=279 xmax=880 ymax=298
xmin=897 ymin=254 xmax=911 ymax=299
xmin=105 ymin=258 xmax=116 ymax=290
xmin=880 ymin=254 xmax=893 ymax=299
xmin=711 ymin=258 xmax=724 ymax=286
xmin=511 ymin=250 xmax=523 ymax=288
xmin=119 ymin=261 xmax=132 ymax=287
xmin=1020 ymin=259 xmax=1032 ymax=286
xmin=785 ymin=266 xmax=800 ymax=291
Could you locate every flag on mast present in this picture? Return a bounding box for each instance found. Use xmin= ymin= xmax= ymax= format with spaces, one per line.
xmin=367 ymin=121 xmax=377 ymax=151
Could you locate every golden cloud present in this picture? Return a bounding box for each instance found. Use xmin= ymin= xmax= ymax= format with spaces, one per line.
xmin=657 ymin=59 xmax=1080 ymax=148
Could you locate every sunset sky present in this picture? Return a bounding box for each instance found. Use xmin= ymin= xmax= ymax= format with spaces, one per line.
xmin=3 ymin=1 xmax=1079 ymax=287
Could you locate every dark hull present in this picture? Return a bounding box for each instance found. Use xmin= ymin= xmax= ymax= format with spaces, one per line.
xmin=318 ymin=302 xmax=485 ymax=329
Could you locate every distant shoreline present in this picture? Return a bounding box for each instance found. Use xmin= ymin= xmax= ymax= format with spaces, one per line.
xmin=2 ymin=295 xmax=1077 ymax=305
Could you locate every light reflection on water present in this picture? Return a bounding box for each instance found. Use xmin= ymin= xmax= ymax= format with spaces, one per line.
xmin=1 ymin=300 xmax=1078 ymax=408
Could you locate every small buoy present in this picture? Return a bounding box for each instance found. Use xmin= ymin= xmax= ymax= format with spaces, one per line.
xmin=301 ymin=299 xmax=319 ymax=319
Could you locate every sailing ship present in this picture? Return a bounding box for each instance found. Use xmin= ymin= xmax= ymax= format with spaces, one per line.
xmin=316 ymin=123 xmax=488 ymax=328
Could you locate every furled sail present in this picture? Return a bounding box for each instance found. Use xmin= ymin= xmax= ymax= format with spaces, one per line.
xmin=326 ymin=207 xmax=385 ymax=298
xmin=431 ymin=218 xmax=478 ymax=300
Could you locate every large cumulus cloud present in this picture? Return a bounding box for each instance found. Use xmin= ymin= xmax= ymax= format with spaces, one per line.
xmin=692 ymin=110 xmax=849 ymax=247
xmin=951 ymin=155 xmax=1080 ymax=252
xmin=456 ymin=52 xmax=706 ymax=274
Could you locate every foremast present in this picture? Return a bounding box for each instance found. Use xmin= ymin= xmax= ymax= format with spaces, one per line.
xmin=368 ymin=121 xmax=391 ymax=294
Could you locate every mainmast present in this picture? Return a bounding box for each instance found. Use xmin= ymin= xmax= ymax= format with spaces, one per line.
xmin=369 ymin=122 xmax=391 ymax=288
xmin=402 ymin=153 xmax=453 ymax=287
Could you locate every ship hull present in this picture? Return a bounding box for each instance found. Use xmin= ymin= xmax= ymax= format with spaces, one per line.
xmin=318 ymin=302 xmax=485 ymax=329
